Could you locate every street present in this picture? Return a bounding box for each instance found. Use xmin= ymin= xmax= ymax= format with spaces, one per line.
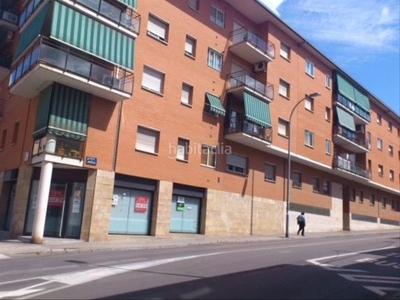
xmin=0 ymin=232 xmax=399 ymax=299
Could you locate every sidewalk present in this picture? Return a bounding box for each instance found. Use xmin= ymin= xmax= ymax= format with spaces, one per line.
xmin=0 ymin=229 xmax=399 ymax=258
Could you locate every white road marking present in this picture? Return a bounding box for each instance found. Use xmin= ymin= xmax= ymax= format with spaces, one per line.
xmin=339 ymin=274 xmax=400 ymax=284
xmin=356 ymin=258 xmax=377 ymax=263
xmin=0 ymin=288 xmax=44 ymax=298
xmin=0 ymin=254 xmax=10 ymax=260
xmin=364 ymin=286 xmax=400 ymax=297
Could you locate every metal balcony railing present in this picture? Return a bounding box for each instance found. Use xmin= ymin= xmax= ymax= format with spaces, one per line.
xmin=337 ymin=94 xmax=371 ymax=122
xmin=230 ymin=27 xmax=275 ymax=59
xmin=227 ymin=71 xmax=274 ymax=100
xmin=333 ymin=125 xmax=369 ymax=149
xmin=32 ymin=135 xmax=85 ymax=160
xmin=226 ymin=113 xmax=273 ymax=143
xmin=333 ymin=155 xmax=371 ymax=179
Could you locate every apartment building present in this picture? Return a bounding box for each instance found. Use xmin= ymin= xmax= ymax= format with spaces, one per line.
xmin=0 ymin=0 xmax=398 ymax=243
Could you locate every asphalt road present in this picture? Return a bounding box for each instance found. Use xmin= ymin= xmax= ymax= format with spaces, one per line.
xmin=0 ymin=232 xmax=399 ymax=299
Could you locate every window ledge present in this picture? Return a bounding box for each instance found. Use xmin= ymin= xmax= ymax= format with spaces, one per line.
xmin=135 ymin=149 xmax=159 ymax=156
xmin=141 ymin=86 xmax=164 ymax=97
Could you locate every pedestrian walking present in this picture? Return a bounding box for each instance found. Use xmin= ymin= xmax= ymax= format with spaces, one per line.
xmin=297 ymin=212 xmax=306 ymax=236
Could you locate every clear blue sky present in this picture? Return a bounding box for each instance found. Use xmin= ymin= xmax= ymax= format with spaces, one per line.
xmin=259 ymin=0 xmax=400 ymax=115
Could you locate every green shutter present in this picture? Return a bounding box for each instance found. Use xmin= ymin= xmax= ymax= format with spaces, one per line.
xmin=354 ymin=88 xmax=370 ymax=112
xmin=206 ymin=93 xmax=225 ymax=116
xmin=51 ymin=2 xmax=134 ymax=70
xmin=336 ymin=73 xmax=356 ymax=103
xmin=116 ymin=0 xmax=137 ymax=9
xmin=47 ymin=83 xmax=90 ymax=141
xmin=243 ymin=92 xmax=271 ymax=127
xmin=335 ymin=106 xmax=355 ymax=131
xmin=33 ymin=85 xmax=53 ymax=138
xmin=14 ymin=4 xmax=49 ymax=61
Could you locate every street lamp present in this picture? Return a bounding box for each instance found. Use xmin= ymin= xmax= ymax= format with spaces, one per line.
xmin=285 ymin=92 xmax=321 ymax=238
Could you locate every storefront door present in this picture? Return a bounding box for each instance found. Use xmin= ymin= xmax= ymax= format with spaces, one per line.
xmin=170 ymin=195 xmax=200 ymax=233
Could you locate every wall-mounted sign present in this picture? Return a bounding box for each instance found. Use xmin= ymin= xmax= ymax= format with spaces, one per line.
xmin=177 ymin=196 xmax=185 ymax=211
xmin=86 ymin=156 xmax=97 ymax=166
xmin=134 ymin=196 xmax=148 ymax=213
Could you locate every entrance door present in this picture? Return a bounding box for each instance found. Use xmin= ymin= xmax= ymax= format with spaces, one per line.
xmin=170 ymin=195 xmax=200 ymax=233
xmin=44 ymin=183 xmax=67 ymax=237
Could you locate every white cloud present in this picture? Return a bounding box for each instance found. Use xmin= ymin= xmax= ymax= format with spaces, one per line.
xmin=258 ymin=0 xmax=286 ymax=16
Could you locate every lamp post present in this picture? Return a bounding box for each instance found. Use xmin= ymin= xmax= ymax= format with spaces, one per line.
xmin=285 ymin=92 xmax=321 ymax=238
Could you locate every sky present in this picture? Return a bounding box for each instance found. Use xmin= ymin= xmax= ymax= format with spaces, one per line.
xmin=258 ymin=0 xmax=400 ymax=115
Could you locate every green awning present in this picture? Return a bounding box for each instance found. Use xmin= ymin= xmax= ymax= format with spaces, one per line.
xmin=354 ymin=88 xmax=370 ymax=111
xmin=14 ymin=4 xmax=49 ymax=61
xmin=51 ymin=2 xmax=134 ymax=70
xmin=243 ymin=91 xmax=271 ymax=127
xmin=33 ymin=83 xmax=90 ymax=141
xmin=206 ymin=93 xmax=225 ymax=116
xmin=336 ymin=106 xmax=355 ymax=131
xmin=336 ymin=73 xmax=370 ymax=112
xmin=116 ymin=0 xmax=137 ymax=9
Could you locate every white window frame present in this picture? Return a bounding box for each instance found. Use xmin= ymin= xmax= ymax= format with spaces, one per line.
xmin=378 ymin=164 xmax=383 ymax=177
xmin=389 ymin=145 xmax=393 ymax=156
xmin=210 ymin=5 xmax=225 ymax=28
xmin=325 ymin=107 xmax=331 ymax=121
xmin=136 ymin=126 xmax=159 ymax=154
xmin=142 ymin=66 xmax=165 ymax=94
xmin=181 ymin=83 xmax=193 ymax=106
xmin=280 ymin=43 xmax=290 ymax=60
xmin=325 ymin=139 xmax=331 ymax=155
xmin=377 ymin=138 xmax=383 ymax=150
xmin=278 ymin=118 xmax=289 ymax=137
xmin=306 ymin=59 xmax=314 ymax=77
xmin=226 ymin=153 xmax=247 ymax=175
xmin=177 ymin=138 xmax=189 ymax=161
xmin=185 ymin=35 xmax=196 ymax=57
xmin=389 ymin=170 xmax=394 ymax=181
xmin=208 ymin=48 xmax=222 ymax=71
xmin=305 ymin=96 xmax=314 ymax=112
xmin=304 ymin=130 xmax=314 ymax=147
xmin=265 ymin=163 xmax=276 ymax=182
xmin=377 ymin=113 xmax=382 ymax=124
xmin=279 ymin=79 xmax=290 ymax=98
xmin=147 ymin=14 xmax=168 ymax=42
xmin=201 ymin=145 xmax=217 ymax=167
xmin=325 ymin=74 xmax=331 ymax=89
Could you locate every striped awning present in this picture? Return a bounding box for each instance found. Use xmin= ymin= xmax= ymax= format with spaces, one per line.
xmin=336 ymin=106 xmax=355 ymax=131
xmin=243 ymin=91 xmax=271 ymax=127
xmin=336 ymin=73 xmax=370 ymax=112
xmin=116 ymin=0 xmax=137 ymax=9
xmin=206 ymin=93 xmax=225 ymax=116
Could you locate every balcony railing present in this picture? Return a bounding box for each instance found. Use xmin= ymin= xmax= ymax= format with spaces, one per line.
xmin=227 ymin=71 xmax=274 ymax=100
xmin=9 ymin=37 xmax=133 ymax=95
xmin=230 ymin=27 xmax=275 ymax=59
xmin=337 ymin=94 xmax=371 ymax=122
xmin=226 ymin=113 xmax=273 ymax=143
xmin=33 ymin=135 xmax=84 ymax=160
xmin=333 ymin=125 xmax=369 ymax=149
xmin=333 ymin=155 xmax=371 ymax=179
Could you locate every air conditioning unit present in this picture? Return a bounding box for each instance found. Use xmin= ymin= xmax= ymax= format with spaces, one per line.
xmin=2 ymin=11 xmax=18 ymax=24
xmin=102 ymin=75 xmax=113 ymax=86
xmin=6 ymin=31 xmax=13 ymax=42
xmin=254 ymin=61 xmax=267 ymax=72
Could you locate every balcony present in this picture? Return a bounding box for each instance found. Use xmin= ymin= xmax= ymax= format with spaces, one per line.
xmin=225 ymin=113 xmax=272 ymax=150
xmin=333 ymin=125 xmax=370 ymax=153
xmin=336 ymin=94 xmax=371 ymax=124
xmin=229 ymin=27 xmax=275 ymax=64
xmin=0 ymin=53 xmax=12 ymax=82
xmin=0 ymin=99 xmax=4 ymax=121
xmin=9 ymin=38 xmax=133 ymax=102
xmin=333 ymin=155 xmax=371 ymax=180
xmin=227 ymin=71 xmax=274 ymax=102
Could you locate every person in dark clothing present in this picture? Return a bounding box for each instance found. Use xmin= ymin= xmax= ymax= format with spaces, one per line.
xmin=297 ymin=212 xmax=306 ymax=236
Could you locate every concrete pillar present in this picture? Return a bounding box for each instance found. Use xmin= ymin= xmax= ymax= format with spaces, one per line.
xmin=31 ymin=161 xmax=53 ymax=244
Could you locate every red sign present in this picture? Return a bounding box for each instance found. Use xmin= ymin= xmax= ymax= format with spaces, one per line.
xmin=134 ymin=196 xmax=148 ymax=213
xmin=48 ymin=189 xmax=65 ymax=207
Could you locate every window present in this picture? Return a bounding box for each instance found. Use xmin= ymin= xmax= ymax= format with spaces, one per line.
xmin=325 ymin=140 xmax=331 ymax=155
xmin=12 ymin=121 xmax=20 ymax=145
xmin=142 ymin=66 xmax=165 ymax=94
xmin=323 ymin=180 xmax=330 ymax=195
xmin=280 ymin=43 xmax=290 ymax=60
xmin=292 ymin=171 xmax=302 ymax=188
xmin=304 ymin=130 xmax=314 ymax=147
xmin=147 ymin=15 xmax=169 ymax=42
xmin=389 ymin=170 xmax=394 ymax=181
xmin=367 ymin=132 xmax=372 ymax=149
xmin=391 ymin=200 xmax=396 ymax=211
xmin=181 ymin=83 xmax=193 ymax=106
xmin=349 ymin=188 xmax=355 ymax=201
xmin=377 ymin=138 xmax=383 ymax=150
xmin=265 ymin=164 xmax=276 ymax=182
xmin=210 ymin=5 xmax=225 ymax=28
xmin=177 ymin=138 xmax=189 ymax=161
xmin=370 ymin=194 xmax=375 ymax=206
xmin=188 ymin=0 xmax=199 ymax=10
xmin=279 ymin=79 xmax=290 ymax=98
xmin=226 ymin=153 xmax=247 ymax=175
xmin=359 ymin=191 xmax=364 ymax=203
xmin=201 ymin=145 xmax=216 ymax=167
xmin=278 ymin=118 xmax=289 ymax=137
xmin=388 ymin=122 xmax=392 ymax=132
xmin=325 ymin=74 xmax=331 ymax=89
xmin=389 ymin=145 xmax=393 ymax=156
xmin=208 ymin=48 xmax=222 ymax=71
xmin=185 ymin=35 xmax=196 ymax=57
xmin=0 ymin=129 xmax=6 ymax=150
xmin=377 ymin=113 xmax=382 ymax=124
xmin=325 ymin=107 xmax=331 ymax=121
xmin=305 ymin=96 xmax=314 ymax=111
xmin=378 ymin=164 xmax=383 ymax=177
xmin=136 ymin=126 xmax=159 ymax=154
xmin=312 ymin=177 xmax=320 ymax=192
xmin=305 ymin=59 xmax=314 ymax=77
xmin=381 ymin=197 xmax=386 ymax=209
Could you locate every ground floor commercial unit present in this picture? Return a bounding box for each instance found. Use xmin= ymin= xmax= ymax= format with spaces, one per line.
xmin=0 ymin=161 xmax=399 ymax=242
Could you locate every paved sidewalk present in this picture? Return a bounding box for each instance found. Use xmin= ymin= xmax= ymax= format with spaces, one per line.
xmin=0 ymin=229 xmax=398 ymax=258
